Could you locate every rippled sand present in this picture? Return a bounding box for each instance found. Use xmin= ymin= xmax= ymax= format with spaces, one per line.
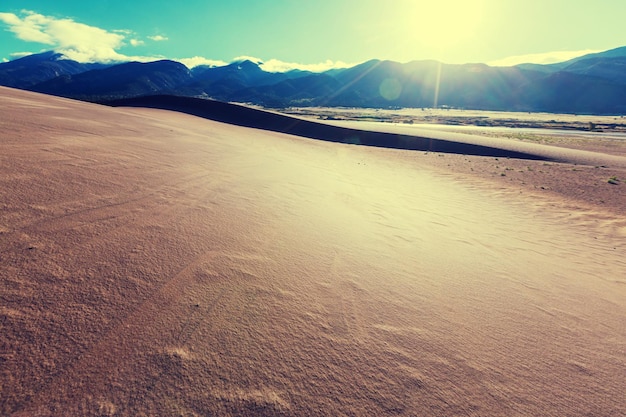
xmin=2 ymin=87 xmax=625 ymax=416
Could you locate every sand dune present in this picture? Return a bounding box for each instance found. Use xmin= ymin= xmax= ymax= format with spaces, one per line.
xmin=1 ymin=87 xmax=625 ymax=416
xmin=105 ymin=95 xmax=550 ymax=160
xmin=106 ymin=95 xmax=626 ymax=169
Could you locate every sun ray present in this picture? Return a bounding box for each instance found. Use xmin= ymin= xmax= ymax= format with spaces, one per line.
xmin=398 ymin=0 xmax=486 ymax=56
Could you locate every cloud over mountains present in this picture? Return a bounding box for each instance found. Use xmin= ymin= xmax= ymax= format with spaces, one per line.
xmin=0 ymin=10 xmax=356 ymax=72
xmin=488 ymin=49 xmax=602 ymax=67
xmin=1 ymin=9 xmax=605 ymax=74
xmin=0 ymin=10 xmax=130 ymax=63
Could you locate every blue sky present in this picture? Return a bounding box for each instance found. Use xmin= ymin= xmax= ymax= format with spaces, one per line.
xmin=1 ymin=0 xmax=625 ymax=71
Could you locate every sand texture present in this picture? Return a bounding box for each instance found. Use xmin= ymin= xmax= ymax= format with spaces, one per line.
xmin=1 ymin=87 xmax=625 ymax=416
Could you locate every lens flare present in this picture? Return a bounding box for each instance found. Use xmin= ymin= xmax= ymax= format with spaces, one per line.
xmin=379 ymin=78 xmax=402 ymax=101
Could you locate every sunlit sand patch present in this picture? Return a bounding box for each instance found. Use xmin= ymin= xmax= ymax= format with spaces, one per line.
xmin=164 ymin=346 xmax=193 ymax=360
xmin=96 ymin=399 xmax=117 ymax=417
xmin=372 ymin=323 xmax=426 ymax=336
xmin=0 ymin=306 xmax=28 ymax=319
xmin=274 ymin=286 xmax=296 ymax=298
xmin=212 ymin=387 xmax=291 ymax=412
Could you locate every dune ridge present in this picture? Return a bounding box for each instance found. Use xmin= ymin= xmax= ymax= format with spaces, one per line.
xmin=104 ymin=95 xmax=551 ymax=160
xmin=105 ymin=94 xmax=626 ymax=170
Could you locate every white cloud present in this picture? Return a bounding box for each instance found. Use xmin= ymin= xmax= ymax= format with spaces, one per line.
xmin=148 ymin=35 xmax=168 ymax=42
xmin=0 ymin=10 xmax=151 ymax=63
xmin=260 ymin=58 xmax=354 ymax=73
xmin=232 ymin=55 xmax=264 ymax=65
xmin=230 ymin=55 xmax=354 ymax=72
xmin=178 ymin=56 xmax=228 ymax=69
xmin=0 ymin=10 xmax=354 ymax=73
xmin=0 ymin=11 xmax=54 ymax=44
xmin=488 ymin=49 xmax=601 ymax=67
xmin=178 ymin=55 xmax=355 ymax=72
xmin=10 ymin=51 xmax=35 ymax=58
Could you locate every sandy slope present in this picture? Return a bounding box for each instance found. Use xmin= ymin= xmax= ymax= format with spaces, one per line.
xmin=1 ymin=87 xmax=625 ymax=416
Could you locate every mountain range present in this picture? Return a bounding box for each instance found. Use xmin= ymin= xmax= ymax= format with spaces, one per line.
xmin=2 ymin=47 xmax=626 ymax=114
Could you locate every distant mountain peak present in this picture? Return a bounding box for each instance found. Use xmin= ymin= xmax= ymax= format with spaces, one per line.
xmin=2 ymin=46 xmax=626 ymax=113
xmin=238 ymin=60 xmax=262 ymax=69
xmin=232 ymin=58 xmax=263 ymax=67
xmin=10 ymin=51 xmax=63 ymax=63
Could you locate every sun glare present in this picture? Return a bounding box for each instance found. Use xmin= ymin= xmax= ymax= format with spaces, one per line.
xmin=402 ymin=0 xmax=485 ymax=52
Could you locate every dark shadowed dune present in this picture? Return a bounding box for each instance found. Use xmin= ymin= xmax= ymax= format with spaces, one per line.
xmin=103 ymin=95 xmax=549 ymax=160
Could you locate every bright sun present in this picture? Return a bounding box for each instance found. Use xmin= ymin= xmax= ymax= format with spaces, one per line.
xmin=402 ymin=0 xmax=486 ymax=50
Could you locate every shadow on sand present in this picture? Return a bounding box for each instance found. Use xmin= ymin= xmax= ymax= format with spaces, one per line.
xmin=103 ymin=95 xmax=548 ymax=161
